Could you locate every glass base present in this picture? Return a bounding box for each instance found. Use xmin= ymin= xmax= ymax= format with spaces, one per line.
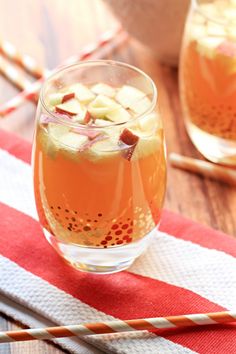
xmin=43 ymin=227 xmax=157 ymax=274
xmin=186 ymin=121 xmax=236 ymax=166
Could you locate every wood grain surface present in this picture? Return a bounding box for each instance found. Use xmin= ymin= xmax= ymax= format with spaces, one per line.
xmin=0 ymin=0 xmax=235 ymax=353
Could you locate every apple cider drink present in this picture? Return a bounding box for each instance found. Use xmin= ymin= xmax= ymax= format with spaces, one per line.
xmin=32 ymin=61 xmax=166 ymax=273
xmin=180 ymin=0 xmax=236 ymax=165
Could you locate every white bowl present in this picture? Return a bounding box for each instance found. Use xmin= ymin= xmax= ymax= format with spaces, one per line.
xmin=103 ymin=0 xmax=190 ymax=66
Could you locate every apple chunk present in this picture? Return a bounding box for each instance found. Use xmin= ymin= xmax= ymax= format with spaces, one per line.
xmin=55 ymin=99 xmax=83 ymax=116
xmin=119 ymin=128 xmax=139 ymax=161
xmin=106 ymin=106 xmax=131 ymax=123
xmin=59 ymin=132 xmax=88 ymax=150
xmin=138 ymin=113 xmax=158 ymax=132
xmin=128 ymin=96 xmax=151 ymax=114
xmin=91 ymin=83 xmax=115 ymax=97
xmin=88 ymin=94 xmax=120 ymax=118
xmin=119 ymin=128 xmax=139 ymax=146
xmin=48 ymin=92 xmax=75 ymax=106
xmin=196 ymin=37 xmax=223 ymax=59
xmin=116 ymin=85 xmax=146 ymax=108
xmin=48 ymin=93 xmax=64 ymax=106
xmin=69 ymin=83 xmax=95 ymax=103
xmin=61 ymin=92 xmax=75 ymax=103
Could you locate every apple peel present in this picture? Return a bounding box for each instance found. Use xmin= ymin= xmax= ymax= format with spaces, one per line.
xmin=55 ymin=99 xmax=83 ymax=116
xmin=119 ymin=128 xmax=139 ymax=161
xmin=61 ymin=92 xmax=75 ymax=103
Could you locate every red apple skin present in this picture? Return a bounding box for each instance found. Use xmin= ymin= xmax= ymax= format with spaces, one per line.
xmin=61 ymin=92 xmax=75 ymax=103
xmin=55 ymin=106 xmax=75 ymax=116
xmin=119 ymin=128 xmax=139 ymax=146
xmin=83 ymin=111 xmax=92 ymax=124
xmin=119 ymin=128 xmax=139 ymax=161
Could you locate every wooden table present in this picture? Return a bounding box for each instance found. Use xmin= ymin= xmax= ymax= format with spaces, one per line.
xmin=0 ymin=0 xmax=235 ymax=353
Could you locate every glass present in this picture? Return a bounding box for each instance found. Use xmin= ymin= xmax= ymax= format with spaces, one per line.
xmin=32 ymin=60 xmax=166 ymax=274
xmin=180 ymin=0 xmax=236 ymax=165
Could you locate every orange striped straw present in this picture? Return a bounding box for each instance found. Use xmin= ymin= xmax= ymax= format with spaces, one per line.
xmin=169 ymin=153 xmax=236 ymax=186
xmin=0 ymin=56 xmax=31 ymax=91
xmin=0 ymin=311 xmax=235 ymax=343
xmin=0 ymin=26 xmax=127 ymax=117
xmin=0 ymin=39 xmax=46 ymax=79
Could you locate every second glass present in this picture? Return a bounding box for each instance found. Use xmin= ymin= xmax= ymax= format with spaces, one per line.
xmin=32 ymin=60 xmax=166 ymax=274
xmin=180 ymin=0 xmax=236 ymax=165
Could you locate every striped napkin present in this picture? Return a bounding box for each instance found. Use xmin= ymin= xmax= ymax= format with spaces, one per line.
xmin=0 ymin=128 xmax=236 ymax=354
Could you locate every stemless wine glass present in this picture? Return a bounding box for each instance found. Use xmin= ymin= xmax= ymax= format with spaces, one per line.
xmin=32 ymin=60 xmax=166 ymax=274
xmin=180 ymin=0 xmax=236 ymax=165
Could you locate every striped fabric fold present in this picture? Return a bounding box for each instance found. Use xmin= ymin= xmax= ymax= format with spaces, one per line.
xmin=0 ymin=128 xmax=236 ymax=354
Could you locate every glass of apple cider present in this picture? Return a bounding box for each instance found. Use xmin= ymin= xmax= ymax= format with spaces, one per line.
xmin=180 ymin=0 xmax=236 ymax=165
xmin=32 ymin=60 xmax=166 ymax=274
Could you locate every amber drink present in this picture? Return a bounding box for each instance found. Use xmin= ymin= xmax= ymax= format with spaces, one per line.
xmin=32 ymin=61 xmax=166 ymax=273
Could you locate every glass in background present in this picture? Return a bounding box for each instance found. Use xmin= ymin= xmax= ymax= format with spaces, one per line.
xmin=180 ymin=0 xmax=236 ymax=165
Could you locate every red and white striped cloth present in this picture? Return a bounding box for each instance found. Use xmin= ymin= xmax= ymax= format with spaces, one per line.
xmin=0 ymin=129 xmax=236 ymax=354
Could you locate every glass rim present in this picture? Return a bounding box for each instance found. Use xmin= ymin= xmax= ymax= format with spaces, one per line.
xmin=191 ymin=0 xmax=236 ymax=25
xmin=39 ymin=59 xmax=158 ymax=129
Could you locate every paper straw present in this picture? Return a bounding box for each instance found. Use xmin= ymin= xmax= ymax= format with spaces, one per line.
xmin=0 ymin=40 xmax=46 ymax=79
xmin=0 ymin=26 xmax=126 ymax=117
xmin=169 ymin=153 xmax=236 ymax=186
xmin=0 ymin=56 xmax=32 ymax=92
xmin=0 ymin=310 xmax=235 ymax=343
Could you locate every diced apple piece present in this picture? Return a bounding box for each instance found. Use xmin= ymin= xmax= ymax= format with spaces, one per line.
xmin=192 ymin=12 xmax=205 ymax=25
xmin=206 ymin=23 xmax=226 ymax=37
xmin=119 ymin=128 xmax=139 ymax=146
xmin=91 ymin=83 xmax=116 ymax=97
xmin=88 ymin=95 xmax=120 ymax=118
xmin=200 ymin=3 xmax=218 ymax=20
xmin=58 ymin=132 xmax=88 ymax=150
xmin=69 ymin=83 xmax=95 ymax=103
xmin=106 ymin=106 xmax=131 ymax=123
xmin=120 ymin=128 xmax=162 ymax=160
xmin=48 ymin=123 xmax=70 ymax=142
xmin=128 ymin=96 xmax=151 ymax=114
xmin=48 ymin=92 xmax=75 ymax=107
xmin=94 ymin=119 xmax=111 ymax=126
xmin=88 ymin=107 xmax=110 ymax=118
xmin=85 ymin=110 xmax=92 ymax=123
xmin=189 ymin=23 xmax=206 ymax=41
xmin=196 ymin=37 xmax=224 ymax=59
xmin=90 ymin=94 xmax=120 ymax=109
xmin=227 ymin=24 xmax=236 ymax=40
xmin=119 ymin=128 xmax=139 ymax=161
xmin=138 ymin=113 xmax=158 ymax=132
xmin=86 ymin=136 xmax=119 ymax=161
xmin=134 ymin=133 xmax=162 ymax=160
xmin=61 ymin=92 xmax=75 ymax=103
xmin=72 ymin=110 xmax=92 ymax=124
xmin=116 ymin=85 xmax=146 ymax=108
xmin=55 ymin=99 xmax=83 ymax=116
xmin=48 ymin=93 xmax=64 ymax=106
xmin=223 ymin=6 xmax=236 ymax=21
